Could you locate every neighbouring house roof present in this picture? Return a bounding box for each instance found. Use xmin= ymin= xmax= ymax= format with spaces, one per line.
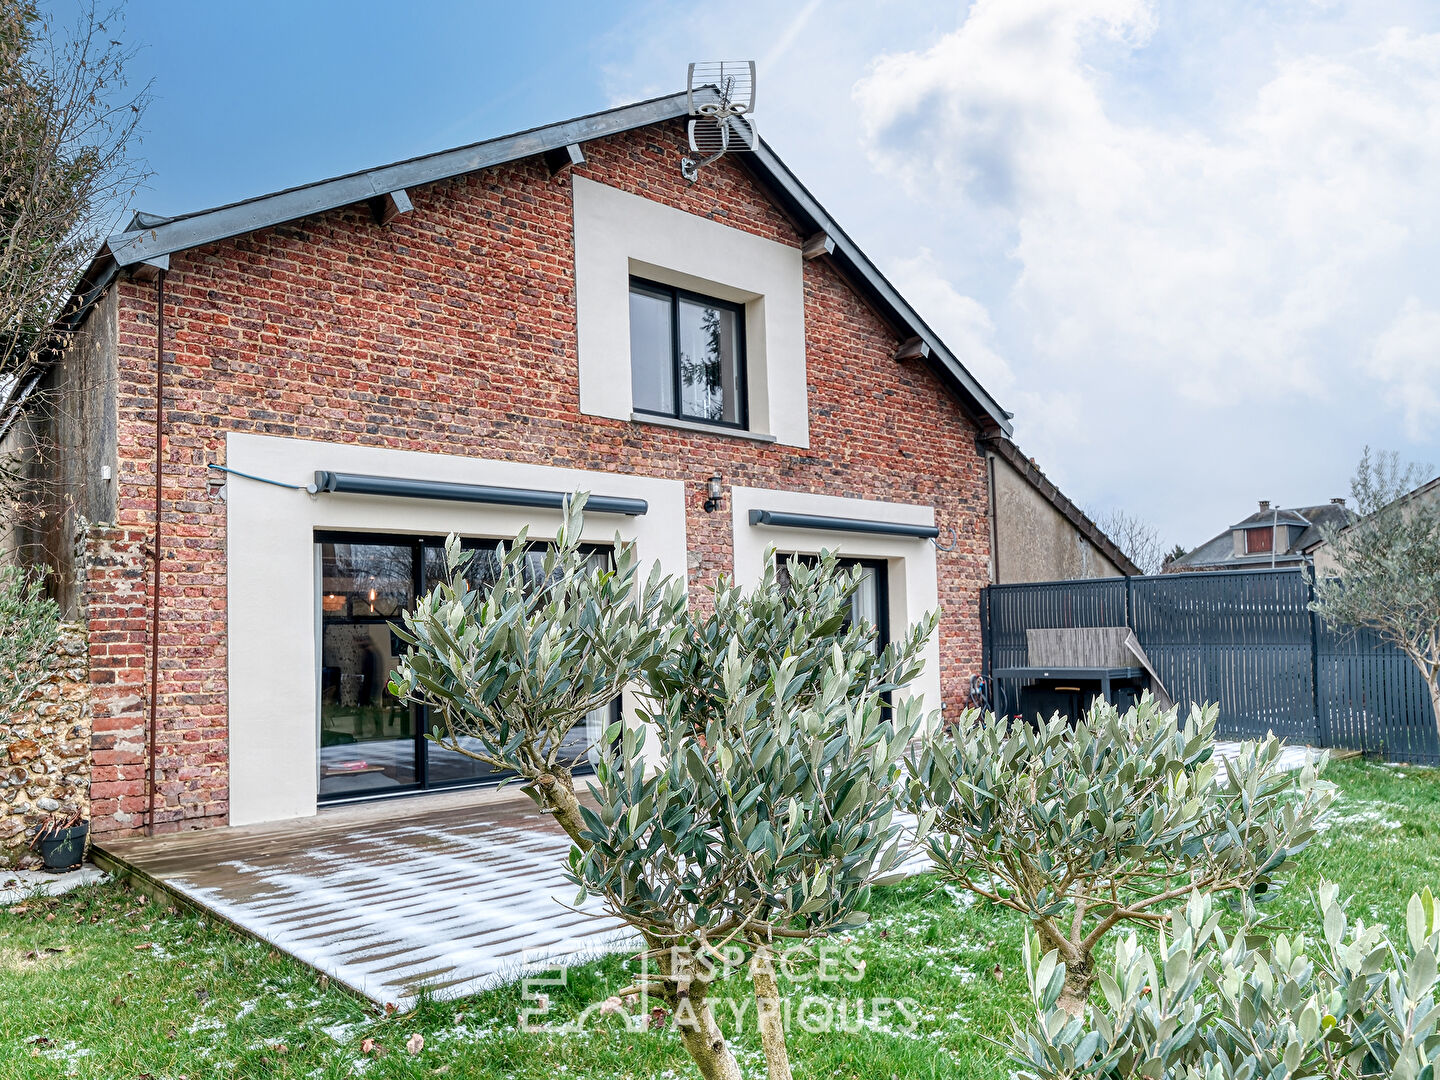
xmin=1301 ymin=474 xmax=1440 ymax=554
xmin=980 ymin=434 xmax=1143 ymax=576
xmin=1230 ymin=508 xmax=1310 ymax=530
xmin=50 ymin=89 xmax=1011 ymax=436
xmin=1169 ymin=501 xmax=1356 ymax=571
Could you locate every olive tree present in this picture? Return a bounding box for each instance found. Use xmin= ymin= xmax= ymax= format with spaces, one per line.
xmin=572 ymin=553 xmax=936 ymax=1080
xmin=389 ymin=493 xmax=686 ymax=841
xmin=1015 ymin=884 xmax=1440 ymax=1079
xmin=391 ymin=499 xmax=938 ymax=1080
xmin=1310 ymin=447 xmax=1440 ymax=741
xmin=908 ymin=696 xmax=1333 ymax=1015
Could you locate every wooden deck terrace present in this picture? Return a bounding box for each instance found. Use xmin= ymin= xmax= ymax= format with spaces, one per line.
xmin=92 ymin=784 xmax=635 ymax=1007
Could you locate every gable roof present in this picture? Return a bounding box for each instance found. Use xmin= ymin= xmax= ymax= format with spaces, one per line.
xmin=1168 ymin=501 xmax=1356 ymax=571
xmin=94 ymin=90 xmax=1011 ymax=435
xmin=980 ymin=434 xmax=1142 ymax=576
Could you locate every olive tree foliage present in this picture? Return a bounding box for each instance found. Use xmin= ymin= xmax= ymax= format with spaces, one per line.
xmin=1 ymin=1 xmax=149 ymax=527
xmin=389 ymin=493 xmax=687 ymax=839
xmin=571 ymin=554 xmax=937 ymax=1080
xmin=1310 ymin=447 xmax=1440 ymax=740
xmin=1015 ymin=884 xmax=1440 ymax=1079
xmin=908 ymin=697 xmax=1334 ymax=1016
xmin=0 ymin=561 xmax=58 ymax=718
xmin=392 ymin=507 xmax=939 ymax=1080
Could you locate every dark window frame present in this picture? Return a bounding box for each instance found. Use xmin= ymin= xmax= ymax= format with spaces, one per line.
xmin=315 ymin=529 xmax=618 ymax=803
xmin=774 ymin=553 xmax=892 ymax=653
xmin=629 ymin=275 xmax=750 ymax=430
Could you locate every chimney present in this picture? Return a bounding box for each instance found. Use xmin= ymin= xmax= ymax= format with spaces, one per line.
xmin=1258 ymin=500 xmax=1271 ymax=512
xmin=1331 ymin=497 xmax=1346 ymax=506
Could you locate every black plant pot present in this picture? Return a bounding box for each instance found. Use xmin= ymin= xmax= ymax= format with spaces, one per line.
xmin=38 ymin=823 xmax=88 ymax=871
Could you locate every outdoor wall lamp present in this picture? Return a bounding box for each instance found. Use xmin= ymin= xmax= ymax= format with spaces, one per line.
xmin=704 ymin=474 xmax=724 ymax=514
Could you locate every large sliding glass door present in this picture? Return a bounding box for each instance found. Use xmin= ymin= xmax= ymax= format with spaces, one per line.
xmin=317 ymin=532 xmax=612 ymax=803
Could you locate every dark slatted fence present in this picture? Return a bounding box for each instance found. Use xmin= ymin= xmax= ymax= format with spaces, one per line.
xmin=982 ymin=568 xmax=1439 ymax=765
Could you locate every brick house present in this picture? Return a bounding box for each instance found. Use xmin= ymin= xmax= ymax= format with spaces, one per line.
xmin=3 ymin=92 xmax=1108 ymax=838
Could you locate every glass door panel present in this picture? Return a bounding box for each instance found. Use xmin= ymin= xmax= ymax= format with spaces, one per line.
xmin=319 ymin=534 xmax=616 ymax=796
xmin=318 ymin=540 xmax=419 ymax=798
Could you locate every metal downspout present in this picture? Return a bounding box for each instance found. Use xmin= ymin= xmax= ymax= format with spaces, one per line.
xmin=147 ymin=271 xmax=166 ymax=836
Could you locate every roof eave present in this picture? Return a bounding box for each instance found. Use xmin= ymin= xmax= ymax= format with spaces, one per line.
xmin=106 ymin=91 xmax=698 ymax=268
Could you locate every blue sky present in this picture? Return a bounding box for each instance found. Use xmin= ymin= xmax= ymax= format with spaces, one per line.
xmin=82 ymin=0 xmax=1440 ymax=549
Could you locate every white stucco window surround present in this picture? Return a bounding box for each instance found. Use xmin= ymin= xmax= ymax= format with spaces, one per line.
xmin=224 ymin=432 xmax=688 ymax=827
xmin=729 ymin=485 xmax=944 ymax=717
xmin=571 ymin=176 xmax=809 ymax=447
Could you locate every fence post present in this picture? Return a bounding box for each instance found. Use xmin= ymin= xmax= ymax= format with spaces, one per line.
xmin=980 ymin=586 xmax=992 ymax=686
xmin=1306 ymin=575 xmax=1328 ymax=749
xmin=1124 ymin=574 xmax=1135 ymax=632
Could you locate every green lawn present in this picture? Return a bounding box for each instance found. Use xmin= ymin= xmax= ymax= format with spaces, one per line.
xmin=2 ymin=758 xmax=1437 ymax=1080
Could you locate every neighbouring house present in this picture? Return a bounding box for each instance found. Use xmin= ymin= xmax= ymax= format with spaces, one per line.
xmin=1 ymin=91 xmax=1115 ymax=838
xmin=1305 ymin=474 xmax=1440 ymax=576
xmin=1167 ymin=498 xmax=1355 ymax=572
xmin=979 ymin=435 xmax=1139 ymax=582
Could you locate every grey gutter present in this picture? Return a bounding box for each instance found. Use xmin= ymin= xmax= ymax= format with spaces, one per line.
xmin=106 ymin=92 xmax=697 ymax=267
xmin=313 ymin=471 xmax=648 ymax=516
xmin=748 ymin=508 xmax=939 ymax=540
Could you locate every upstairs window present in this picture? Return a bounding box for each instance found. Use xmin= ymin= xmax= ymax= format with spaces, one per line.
xmin=629 ymin=277 xmax=747 ymax=428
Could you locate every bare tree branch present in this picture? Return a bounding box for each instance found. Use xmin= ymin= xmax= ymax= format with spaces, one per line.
xmin=0 ymin=0 xmax=150 ymax=535
xmin=1090 ymin=506 xmax=1168 ymax=575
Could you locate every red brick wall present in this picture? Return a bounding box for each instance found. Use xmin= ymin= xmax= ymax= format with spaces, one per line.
xmin=84 ymin=120 xmax=992 ymax=836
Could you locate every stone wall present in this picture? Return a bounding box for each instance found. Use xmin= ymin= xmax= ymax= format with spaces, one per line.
xmin=0 ymin=624 xmax=91 ymax=867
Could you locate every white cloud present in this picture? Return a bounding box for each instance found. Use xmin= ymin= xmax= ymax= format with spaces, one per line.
xmin=602 ymin=0 xmax=1440 ymax=544
xmin=1369 ymin=298 xmax=1440 ymax=440
xmin=852 ymin=2 xmax=1440 ymax=539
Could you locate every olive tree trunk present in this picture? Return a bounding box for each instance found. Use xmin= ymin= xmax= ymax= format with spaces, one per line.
xmin=529 ymin=772 xmax=746 ymax=1080
xmin=751 ymin=943 xmax=793 ymax=1080
xmin=1055 ymin=962 xmax=1095 ymax=1018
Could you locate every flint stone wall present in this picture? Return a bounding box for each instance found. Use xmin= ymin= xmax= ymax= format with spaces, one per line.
xmin=0 ymin=623 xmax=91 ymax=867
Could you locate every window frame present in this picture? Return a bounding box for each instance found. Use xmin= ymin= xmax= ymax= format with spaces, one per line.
xmin=629 ymin=275 xmax=750 ymax=431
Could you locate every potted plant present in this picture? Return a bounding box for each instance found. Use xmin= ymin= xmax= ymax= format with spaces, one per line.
xmin=32 ymin=812 xmax=88 ymax=872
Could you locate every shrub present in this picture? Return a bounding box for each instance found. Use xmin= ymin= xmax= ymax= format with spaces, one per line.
xmin=0 ymin=562 xmax=60 ymax=719
xmin=392 ymin=497 xmax=938 ymax=1080
xmin=1014 ymin=884 xmax=1440 ymax=1078
xmin=908 ymin=696 xmax=1334 ymax=1014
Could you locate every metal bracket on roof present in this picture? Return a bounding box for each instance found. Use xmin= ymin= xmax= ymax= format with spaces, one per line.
xmin=368 ymin=189 xmax=413 ymax=226
xmin=543 ymin=143 xmax=585 ymax=178
xmin=802 ymin=232 xmax=834 ymax=261
xmin=129 ymin=254 xmax=169 ymax=282
xmin=894 ymin=336 xmax=930 ymax=362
